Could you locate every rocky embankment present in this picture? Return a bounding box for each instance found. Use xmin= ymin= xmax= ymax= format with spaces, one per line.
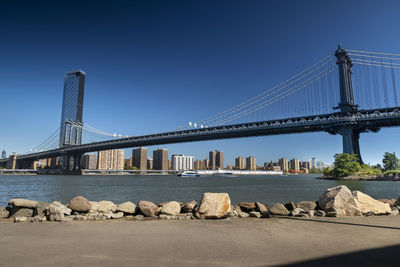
xmin=0 ymin=185 xmax=399 ymax=223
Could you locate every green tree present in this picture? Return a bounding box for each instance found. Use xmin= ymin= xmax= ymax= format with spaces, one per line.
xmin=331 ymin=153 xmax=361 ymax=177
xmin=382 ymin=152 xmax=400 ymax=171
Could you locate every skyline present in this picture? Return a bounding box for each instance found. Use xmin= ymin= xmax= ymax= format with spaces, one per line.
xmin=2 ymin=1 xmax=400 ymax=165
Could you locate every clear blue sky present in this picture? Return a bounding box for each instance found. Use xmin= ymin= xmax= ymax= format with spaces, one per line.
xmin=1 ymin=0 xmax=400 ymax=166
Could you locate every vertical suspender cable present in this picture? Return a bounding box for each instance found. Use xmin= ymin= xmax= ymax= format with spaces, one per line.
xmin=381 ymin=59 xmax=389 ymax=107
xmin=390 ymin=59 xmax=398 ymax=106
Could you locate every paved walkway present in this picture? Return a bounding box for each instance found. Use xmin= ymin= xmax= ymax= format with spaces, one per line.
xmin=0 ymin=216 xmax=399 ymax=266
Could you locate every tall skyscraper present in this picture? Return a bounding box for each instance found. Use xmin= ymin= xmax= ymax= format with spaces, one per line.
xmin=246 ymin=156 xmax=257 ymax=170
xmin=171 ymin=154 xmax=194 ymax=171
xmin=1 ymin=150 xmax=6 ymax=159
xmin=80 ymin=154 xmax=97 ymax=169
xmin=279 ymin=158 xmax=289 ymax=173
xmin=289 ymin=158 xmax=300 ymax=171
xmin=153 ymin=148 xmax=168 ymax=170
xmin=209 ymin=150 xmax=224 ymax=169
xmin=132 ymin=147 xmax=147 ymax=170
xmin=235 ymin=157 xmax=245 ymax=170
xmin=311 ymin=157 xmax=316 ymax=169
xmin=97 ymin=149 xmax=124 ymax=170
xmin=59 ymin=70 xmax=86 ymax=147
xmin=194 ymin=160 xmax=205 ymax=170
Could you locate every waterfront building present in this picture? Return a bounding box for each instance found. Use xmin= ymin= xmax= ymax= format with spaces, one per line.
xmin=147 ymin=157 xmax=153 ymax=170
xmin=235 ymin=157 xmax=245 ymax=170
xmin=124 ymin=158 xmax=132 ymax=168
xmin=132 ymin=147 xmax=147 ymax=170
xmin=279 ymin=158 xmax=289 ymax=173
xmin=311 ymin=157 xmax=316 ymax=169
xmin=194 ymin=160 xmax=205 ymax=170
xmin=204 ymin=158 xmax=209 ymax=169
xmin=246 ymin=156 xmax=257 ymax=170
xmin=290 ymin=158 xmax=300 ymax=171
xmin=97 ymin=149 xmax=124 ymax=170
xmin=300 ymin=161 xmax=311 ymax=170
xmin=153 ymin=148 xmax=168 ymax=170
xmin=209 ymin=150 xmax=224 ymax=169
xmin=1 ymin=150 xmax=6 ymax=159
xmin=81 ymin=153 xmax=97 ymax=169
xmin=59 ymin=70 xmax=85 ymax=147
xmin=171 ymin=154 xmax=194 ymax=171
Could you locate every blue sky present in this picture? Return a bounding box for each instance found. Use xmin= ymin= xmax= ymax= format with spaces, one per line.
xmin=1 ymin=0 xmax=400 ymax=165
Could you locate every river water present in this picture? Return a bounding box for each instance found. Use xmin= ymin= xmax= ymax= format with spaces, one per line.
xmin=0 ymin=174 xmax=399 ymax=206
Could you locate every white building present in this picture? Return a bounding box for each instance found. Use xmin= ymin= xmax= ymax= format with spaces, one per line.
xmin=171 ymin=154 xmax=194 ymax=171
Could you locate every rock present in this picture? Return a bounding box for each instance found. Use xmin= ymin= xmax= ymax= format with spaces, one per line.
xmin=0 ymin=207 xmax=10 ymax=219
xmin=181 ymin=200 xmax=197 ymax=213
xmin=318 ymin=185 xmax=362 ymax=216
xmin=267 ymin=203 xmax=290 ymax=216
xmin=112 ymin=212 xmax=124 ymax=219
xmin=391 ymin=207 xmax=399 ymax=216
xmin=377 ymin=199 xmax=396 ymax=208
xmin=48 ymin=201 xmax=72 ymax=215
xmin=117 ymin=201 xmax=137 ymax=214
xmin=307 ymin=210 xmax=315 ymax=217
xmin=8 ymin=199 xmax=38 ymax=208
xmin=238 ymin=202 xmax=256 ymax=212
xmin=33 ymin=202 xmax=50 ymax=217
xmin=27 ymin=216 xmax=46 ymax=223
xmin=158 ymin=214 xmax=171 ymax=220
xmin=134 ymin=215 xmax=144 ymax=220
xmin=290 ymin=208 xmax=306 ymax=217
xmin=158 ymin=201 xmax=169 ymax=207
xmin=61 ymin=216 xmax=74 ymax=222
xmin=69 ymin=196 xmax=91 ymax=213
xmin=9 ymin=207 xmax=33 ymax=218
xmin=255 ymin=202 xmax=269 ymax=214
xmin=296 ymin=201 xmax=317 ymax=211
xmin=14 ymin=216 xmax=27 ymax=223
xmin=197 ymin=193 xmax=231 ymax=219
xmin=284 ymin=201 xmax=297 ymax=211
xmin=160 ymin=201 xmax=181 ymax=216
xmin=352 ymin=191 xmax=391 ymax=215
xmin=90 ymin=201 xmax=117 ymax=213
xmin=238 ymin=211 xmax=249 ymax=218
xmin=314 ymin=210 xmax=326 ymax=217
xmin=138 ymin=201 xmax=158 ymax=217
xmin=249 ymin=211 xmax=261 ymax=218
xmin=74 ymin=215 xmax=87 ymax=221
xmin=104 ymin=212 xmax=113 ymax=219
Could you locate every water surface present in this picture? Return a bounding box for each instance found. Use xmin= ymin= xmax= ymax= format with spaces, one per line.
xmin=0 ymin=174 xmax=399 ymax=206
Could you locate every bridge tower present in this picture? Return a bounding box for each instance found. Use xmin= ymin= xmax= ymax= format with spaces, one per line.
xmin=335 ymin=45 xmax=362 ymax=160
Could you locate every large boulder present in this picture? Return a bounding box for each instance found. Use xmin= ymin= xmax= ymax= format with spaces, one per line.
xmin=197 ymin=193 xmax=231 ymax=219
xmin=267 ymin=203 xmax=290 ymax=216
xmin=90 ymin=201 xmax=117 ymax=213
xmin=318 ymin=185 xmax=362 ymax=216
xmin=9 ymin=207 xmax=34 ymax=218
xmin=8 ymin=199 xmax=38 ymax=208
xmin=352 ymin=191 xmax=391 ymax=215
xmin=47 ymin=201 xmax=72 ymax=221
xmin=160 ymin=201 xmax=181 ymax=216
xmin=117 ymin=201 xmax=137 ymax=214
xmin=296 ymin=201 xmax=317 ymax=212
xmin=0 ymin=207 xmax=10 ymax=219
xmin=69 ymin=196 xmax=91 ymax=213
xmin=138 ymin=201 xmax=158 ymax=217
xmin=284 ymin=201 xmax=297 ymax=211
xmin=377 ymin=199 xmax=396 ymax=208
xmin=255 ymin=202 xmax=268 ymax=214
xmin=181 ymin=200 xmax=197 ymax=213
xmin=33 ymin=202 xmax=50 ymax=217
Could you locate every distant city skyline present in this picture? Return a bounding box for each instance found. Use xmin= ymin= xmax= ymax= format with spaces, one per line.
xmin=1 ymin=1 xmax=400 ymax=165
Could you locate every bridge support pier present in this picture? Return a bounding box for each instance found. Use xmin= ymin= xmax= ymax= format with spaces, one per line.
xmin=341 ymin=126 xmax=362 ymax=162
xmin=62 ymin=153 xmax=82 ymax=175
xmin=7 ymin=155 xmax=18 ymax=169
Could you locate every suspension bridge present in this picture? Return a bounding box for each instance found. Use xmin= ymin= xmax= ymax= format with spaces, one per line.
xmin=1 ymin=45 xmax=400 ymax=173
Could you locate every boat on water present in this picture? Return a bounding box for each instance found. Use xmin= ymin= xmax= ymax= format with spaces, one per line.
xmin=178 ymin=171 xmax=200 ymax=177
xmin=214 ymin=169 xmax=238 ymax=177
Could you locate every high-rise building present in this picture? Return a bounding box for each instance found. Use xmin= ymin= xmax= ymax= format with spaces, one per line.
xmin=153 ymin=148 xmax=168 ymax=170
xmin=209 ymin=150 xmax=224 ymax=169
xmin=235 ymin=157 xmax=245 ymax=170
xmin=124 ymin=158 xmax=132 ymax=168
xmin=97 ymin=149 xmax=124 ymax=170
xmin=279 ymin=158 xmax=289 ymax=173
xmin=171 ymin=154 xmax=194 ymax=171
xmin=300 ymin=161 xmax=311 ymax=170
xmin=194 ymin=160 xmax=205 ymax=170
xmin=132 ymin=147 xmax=147 ymax=170
xmin=204 ymin=158 xmax=209 ymax=169
xmin=290 ymin=158 xmax=300 ymax=171
xmin=246 ymin=156 xmax=257 ymax=170
xmin=311 ymin=157 xmax=316 ymax=169
xmin=81 ymin=154 xmax=97 ymax=169
xmin=147 ymin=157 xmax=153 ymax=170
xmin=59 ymin=70 xmax=85 ymax=147
xmin=1 ymin=150 xmax=6 ymax=159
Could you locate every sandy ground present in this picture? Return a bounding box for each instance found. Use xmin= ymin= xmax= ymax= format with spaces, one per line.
xmin=0 ymin=216 xmax=399 ymax=266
